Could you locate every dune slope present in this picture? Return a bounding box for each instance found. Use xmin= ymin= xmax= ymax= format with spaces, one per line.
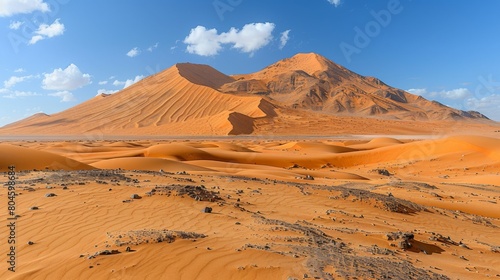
xmin=0 ymin=144 xmax=93 ymax=171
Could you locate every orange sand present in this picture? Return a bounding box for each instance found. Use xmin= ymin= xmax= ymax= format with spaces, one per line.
xmin=0 ymin=135 xmax=499 ymax=279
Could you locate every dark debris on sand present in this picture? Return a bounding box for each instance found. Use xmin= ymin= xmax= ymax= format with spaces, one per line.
xmin=253 ymin=214 xmax=448 ymax=280
xmin=19 ymin=170 xmax=133 ymax=186
xmin=151 ymin=184 xmax=222 ymax=202
xmin=107 ymin=229 xmax=206 ymax=247
xmin=338 ymin=188 xmax=425 ymax=214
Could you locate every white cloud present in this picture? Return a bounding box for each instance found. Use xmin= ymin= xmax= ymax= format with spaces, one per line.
xmin=147 ymin=42 xmax=159 ymax=52
xmin=407 ymin=88 xmax=471 ymax=100
xmin=279 ymin=30 xmax=291 ymax=50
xmin=4 ymin=75 xmax=35 ymax=88
xmin=29 ymin=35 xmax=44 ymax=45
xmin=98 ymin=80 xmax=108 ymax=85
xmin=97 ymin=89 xmax=119 ymax=96
xmin=42 ymin=64 xmax=91 ymax=91
xmin=29 ymin=19 xmax=65 ymax=45
xmin=466 ymin=94 xmax=500 ymax=121
xmin=220 ymin=22 xmax=275 ymax=54
xmin=170 ymin=40 xmax=180 ymax=52
xmin=327 ymin=0 xmax=342 ymax=7
xmin=112 ymin=80 xmax=123 ymax=87
xmin=9 ymin=20 xmax=23 ymax=30
xmin=0 ymin=0 xmax=49 ymax=17
xmin=124 ymin=75 xmax=144 ymax=88
xmin=408 ymin=86 xmax=499 ymax=120
xmin=184 ymin=26 xmax=222 ymax=56
xmin=438 ymin=88 xmax=471 ymax=100
xmin=113 ymin=75 xmax=144 ymax=89
xmin=48 ymin=91 xmax=76 ymax=102
xmin=407 ymin=88 xmax=427 ymax=96
xmin=36 ymin=19 xmax=65 ymax=37
xmin=184 ymin=22 xmax=275 ymax=56
xmin=14 ymin=68 xmax=25 ymax=73
xmin=127 ymin=47 xmax=140 ymax=57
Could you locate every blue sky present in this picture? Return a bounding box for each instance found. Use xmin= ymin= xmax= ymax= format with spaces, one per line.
xmin=1 ymin=0 xmax=500 ymax=126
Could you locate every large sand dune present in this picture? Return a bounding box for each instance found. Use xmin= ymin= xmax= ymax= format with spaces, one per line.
xmin=0 ymin=63 xmax=275 ymax=136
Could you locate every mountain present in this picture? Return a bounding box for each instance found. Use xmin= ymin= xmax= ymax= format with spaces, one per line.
xmin=0 ymin=53 xmax=493 ymax=136
xmin=223 ymin=53 xmax=487 ymax=120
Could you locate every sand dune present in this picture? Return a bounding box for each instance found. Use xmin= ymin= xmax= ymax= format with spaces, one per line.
xmin=145 ymin=143 xmax=220 ymax=161
xmin=176 ymin=63 xmax=235 ymax=88
xmin=103 ymin=136 xmax=500 ymax=175
xmin=0 ymin=144 xmax=93 ymax=171
xmin=346 ymin=137 xmax=403 ymax=150
xmin=185 ymin=160 xmax=366 ymax=180
xmin=0 ymin=63 xmax=275 ymax=136
xmin=91 ymin=157 xmax=214 ymax=172
xmin=1 ymin=135 xmax=499 ymax=279
xmin=4 ymin=136 xmax=499 ymax=181
xmin=274 ymin=142 xmax=357 ymax=153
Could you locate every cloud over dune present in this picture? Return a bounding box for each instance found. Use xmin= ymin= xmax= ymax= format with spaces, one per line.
xmin=42 ymin=64 xmax=91 ymax=91
xmin=184 ymin=22 xmax=275 ymax=56
xmin=48 ymin=91 xmax=76 ymax=102
xmin=113 ymin=75 xmax=144 ymax=89
xmin=407 ymin=88 xmax=471 ymax=100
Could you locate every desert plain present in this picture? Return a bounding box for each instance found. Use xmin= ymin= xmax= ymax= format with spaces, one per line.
xmin=0 ymin=133 xmax=499 ymax=280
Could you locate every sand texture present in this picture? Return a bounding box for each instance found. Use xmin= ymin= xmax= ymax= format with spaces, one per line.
xmin=1 ymin=135 xmax=499 ymax=279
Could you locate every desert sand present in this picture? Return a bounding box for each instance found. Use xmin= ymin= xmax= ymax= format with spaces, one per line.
xmin=1 ymin=135 xmax=499 ymax=279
